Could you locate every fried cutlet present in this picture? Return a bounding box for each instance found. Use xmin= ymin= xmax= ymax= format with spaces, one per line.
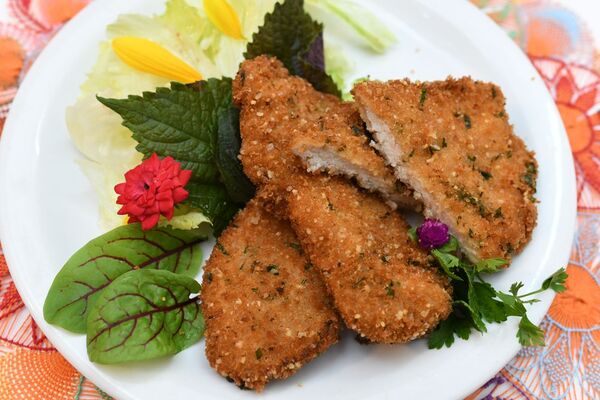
xmin=353 ymin=78 xmax=537 ymax=262
xmin=290 ymin=110 xmax=420 ymax=210
xmin=285 ymin=175 xmax=452 ymax=343
xmin=233 ymin=55 xmax=416 ymax=211
xmin=233 ymin=56 xmax=452 ymax=343
xmin=201 ymin=200 xmax=340 ymax=391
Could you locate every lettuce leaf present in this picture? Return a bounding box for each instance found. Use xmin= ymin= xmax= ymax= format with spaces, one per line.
xmin=77 ymin=158 xmax=132 ymax=230
xmin=66 ymin=96 xmax=141 ymax=166
xmin=158 ymin=206 xmax=212 ymax=231
xmin=325 ymin=44 xmax=353 ymax=99
xmin=305 ymin=0 xmax=397 ymax=53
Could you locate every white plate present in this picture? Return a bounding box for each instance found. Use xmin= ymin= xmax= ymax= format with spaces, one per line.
xmin=0 ymin=0 xmax=576 ymax=399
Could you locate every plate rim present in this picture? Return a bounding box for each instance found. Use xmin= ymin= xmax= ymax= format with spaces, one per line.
xmin=0 ymin=0 xmax=577 ymax=399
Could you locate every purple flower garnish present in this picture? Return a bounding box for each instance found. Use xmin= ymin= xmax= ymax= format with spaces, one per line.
xmin=416 ymin=219 xmax=449 ymax=249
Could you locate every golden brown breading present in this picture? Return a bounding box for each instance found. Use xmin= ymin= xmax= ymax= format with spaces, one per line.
xmin=233 ymin=56 xmax=452 ymax=343
xmin=232 ymin=56 xmax=339 ymax=212
xmin=290 ymin=109 xmax=420 ymax=210
xmin=353 ymin=78 xmax=538 ymax=262
xmin=201 ymin=200 xmax=340 ymax=391
xmin=285 ymin=175 xmax=452 ymax=343
xmin=232 ymin=55 xmax=415 ymax=210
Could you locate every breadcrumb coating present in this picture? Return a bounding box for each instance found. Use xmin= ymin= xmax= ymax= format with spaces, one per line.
xmin=232 ymin=55 xmax=415 ymax=210
xmin=290 ymin=108 xmax=419 ymax=210
xmin=353 ymin=78 xmax=538 ymax=262
xmin=201 ymin=200 xmax=340 ymax=391
xmin=285 ymin=175 xmax=452 ymax=343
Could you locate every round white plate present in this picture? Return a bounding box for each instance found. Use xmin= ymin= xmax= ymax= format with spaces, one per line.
xmin=0 ymin=0 xmax=576 ymax=399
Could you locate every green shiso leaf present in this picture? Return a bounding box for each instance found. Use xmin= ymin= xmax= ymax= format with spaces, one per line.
xmin=215 ymin=106 xmax=255 ymax=203
xmin=244 ymin=0 xmax=341 ymax=96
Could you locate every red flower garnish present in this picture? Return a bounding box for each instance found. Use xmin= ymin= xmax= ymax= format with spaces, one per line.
xmin=115 ymin=153 xmax=192 ymax=230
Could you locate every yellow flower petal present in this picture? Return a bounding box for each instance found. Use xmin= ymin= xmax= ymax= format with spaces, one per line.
xmin=203 ymin=0 xmax=244 ymax=40
xmin=112 ymin=37 xmax=202 ymax=83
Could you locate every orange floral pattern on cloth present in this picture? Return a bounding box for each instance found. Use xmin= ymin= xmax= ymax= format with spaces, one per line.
xmin=0 ymin=1 xmax=598 ymax=399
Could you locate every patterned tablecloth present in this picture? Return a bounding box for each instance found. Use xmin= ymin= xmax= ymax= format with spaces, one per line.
xmin=0 ymin=0 xmax=598 ymax=399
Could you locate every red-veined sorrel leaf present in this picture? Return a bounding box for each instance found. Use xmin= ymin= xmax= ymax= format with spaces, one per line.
xmin=86 ymin=269 xmax=204 ymax=364
xmin=43 ymin=223 xmax=206 ymax=333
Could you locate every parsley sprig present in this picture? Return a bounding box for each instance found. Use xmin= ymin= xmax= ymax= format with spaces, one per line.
xmin=414 ymin=233 xmax=568 ymax=349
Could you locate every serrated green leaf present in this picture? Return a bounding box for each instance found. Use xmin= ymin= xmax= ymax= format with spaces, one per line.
xmin=454 ymin=300 xmax=486 ymax=333
xmin=510 ymin=281 xmax=524 ymax=296
xmin=244 ymin=0 xmax=340 ymax=96
xmin=474 ymin=258 xmax=508 ymax=273
xmin=186 ymin=183 xmax=240 ymax=236
xmin=496 ymin=291 xmax=527 ymax=317
xmin=517 ymin=315 xmax=545 ymax=347
xmin=428 ymin=314 xmax=472 ymax=349
xmin=437 ymin=235 xmax=459 ymax=253
xmin=87 ymin=269 xmax=204 ymax=364
xmin=432 ymin=249 xmax=461 ymax=280
xmin=472 ymin=282 xmax=507 ymax=323
xmin=215 ymin=106 xmax=255 ymax=203
xmin=407 ymin=227 xmax=417 ymax=242
xmin=98 ymin=79 xmax=249 ymax=228
xmin=541 ymin=267 xmax=568 ymax=293
xmin=43 ymin=223 xmax=205 ymax=333
xmin=98 ymin=80 xmax=233 ymax=184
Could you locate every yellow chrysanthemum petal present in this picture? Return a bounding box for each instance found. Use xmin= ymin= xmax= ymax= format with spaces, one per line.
xmin=203 ymin=0 xmax=244 ymax=40
xmin=112 ymin=37 xmax=202 ymax=83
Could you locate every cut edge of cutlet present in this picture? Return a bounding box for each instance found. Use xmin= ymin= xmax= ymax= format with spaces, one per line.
xmin=353 ymin=77 xmax=538 ymax=263
xmin=291 ymin=141 xmax=421 ymax=211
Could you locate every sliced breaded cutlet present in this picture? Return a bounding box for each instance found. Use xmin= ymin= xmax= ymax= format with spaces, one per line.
xmin=353 ymin=78 xmax=538 ymax=262
xmin=290 ymin=110 xmax=420 ymax=210
xmin=233 ymin=56 xmax=452 ymax=343
xmin=285 ymin=175 xmax=452 ymax=343
xmin=232 ymin=55 xmax=416 ymax=211
xmin=201 ymin=200 xmax=340 ymax=391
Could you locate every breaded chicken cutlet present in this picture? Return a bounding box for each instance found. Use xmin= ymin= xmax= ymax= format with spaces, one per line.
xmin=233 ymin=56 xmax=452 ymax=343
xmin=285 ymin=175 xmax=452 ymax=343
xmin=353 ymin=78 xmax=538 ymax=262
xmin=233 ymin=55 xmax=416 ymax=211
xmin=201 ymin=200 xmax=340 ymax=391
xmin=290 ymin=111 xmax=420 ymax=210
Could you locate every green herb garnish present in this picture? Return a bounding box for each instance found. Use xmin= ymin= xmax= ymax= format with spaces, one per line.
xmin=424 ymin=233 xmax=567 ymax=349
xmin=480 ymin=170 xmax=492 ymax=180
xmin=385 ymin=281 xmax=395 ymax=298
xmin=523 ymin=162 xmax=537 ymax=191
xmin=288 ymin=242 xmax=303 ymax=253
xmin=463 ymin=114 xmax=472 ymax=129
xmin=255 ymin=348 xmax=264 ymax=360
xmin=419 ymin=85 xmax=427 ymax=110
xmin=216 ymin=241 xmax=229 ymax=256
